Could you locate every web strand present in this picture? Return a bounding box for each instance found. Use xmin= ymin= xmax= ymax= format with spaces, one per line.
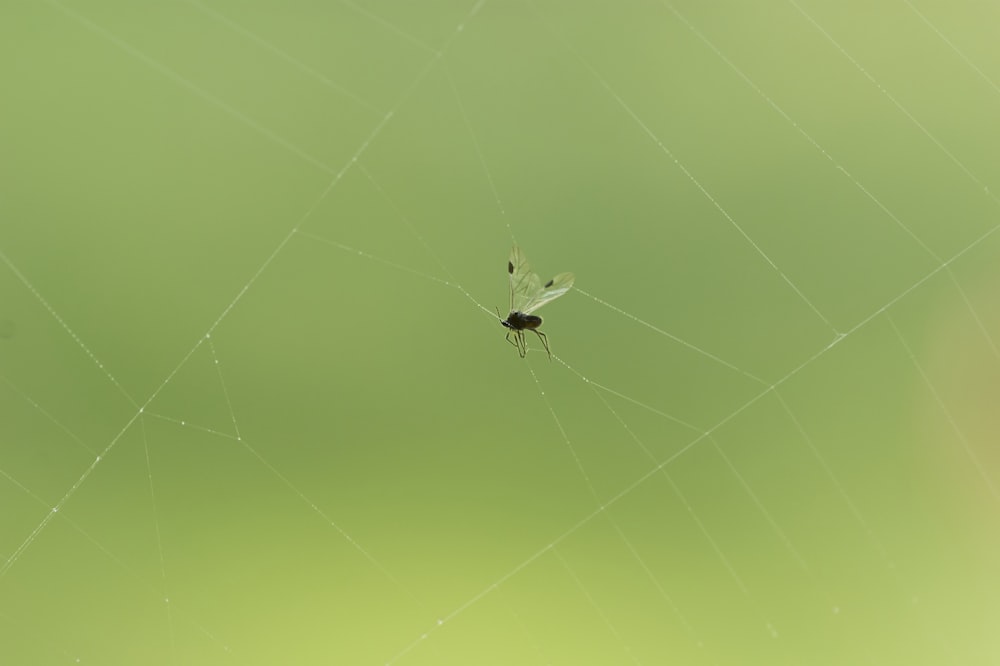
xmin=446 ymin=65 xmax=509 ymax=220
xmin=0 ymin=249 xmax=139 ymax=410
xmin=0 ymin=0 xmax=487 ymax=588
xmin=382 ymin=2 xmax=1000 ymax=656
xmin=901 ymin=0 xmax=1000 ymax=98
xmin=887 ymin=314 xmax=1000 ymax=502
xmin=552 ymin=546 xmax=643 ymax=666
xmin=663 ymin=0 xmax=1000 ymax=373
xmin=0 ymin=374 xmax=98 ymax=456
xmin=789 ymin=0 xmax=1000 ymax=205
xmin=183 ymin=0 xmax=385 ymax=115
xmin=524 ymin=0 xmax=840 ymax=337
xmin=573 ymin=287 xmax=770 ymax=385
xmin=385 ymin=212 xmax=1000 ymax=662
xmin=0 ymin=462 xmax=232 ymax=654
xmin=4 ymin=1 xmax=999 ymax=663
xmin=139 ymin=416 xmax=176 ymax=658
xmin=42 ymin=0 xmax=339 ymax=176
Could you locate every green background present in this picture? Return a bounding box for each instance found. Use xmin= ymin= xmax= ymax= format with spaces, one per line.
xmin=2 ymin=1 xmax=1000 ymax=664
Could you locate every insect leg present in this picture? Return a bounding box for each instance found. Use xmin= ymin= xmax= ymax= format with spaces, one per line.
xmin=504 ymin=329 xmax=519 ymax=350
xmin=531 ymin=330 xmax=551 ymax=360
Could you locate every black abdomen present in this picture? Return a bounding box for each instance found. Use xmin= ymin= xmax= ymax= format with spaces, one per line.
xmin=503 ymin=311 xmax=543 ymax=331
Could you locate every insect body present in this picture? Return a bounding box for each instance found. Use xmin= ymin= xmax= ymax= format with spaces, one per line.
xmin=499 ymin=244 xmax=574 ymax=359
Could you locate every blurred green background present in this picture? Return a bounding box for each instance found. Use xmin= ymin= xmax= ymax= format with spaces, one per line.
xmin=2 ymin=0 xmax=1000 ymax=664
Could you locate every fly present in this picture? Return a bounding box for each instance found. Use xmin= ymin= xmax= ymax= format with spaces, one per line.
xmin=498 ymin=244 xmax=574 ymax=359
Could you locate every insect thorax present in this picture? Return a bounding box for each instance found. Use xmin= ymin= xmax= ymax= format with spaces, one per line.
xmin=503 ymin=311 xmax=543 ymax=331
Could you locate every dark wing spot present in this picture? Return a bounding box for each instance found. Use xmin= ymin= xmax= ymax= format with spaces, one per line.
xmin=508 ymin=261 xmax=514 ymax=274
xmin=544 ymin=278 xmax=554 ymax=288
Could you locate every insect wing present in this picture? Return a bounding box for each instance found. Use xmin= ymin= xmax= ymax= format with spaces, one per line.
xmin=522 ymin=271 xmax=575 ymax=314
xmin=508 ymin=244 xmax=541 ymax=312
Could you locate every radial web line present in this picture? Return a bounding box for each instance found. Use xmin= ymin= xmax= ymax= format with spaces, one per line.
xmin=574 ymin=286 xmax=770 ymax=385
xmin=556 ymin=361 xmax=705 ymax=432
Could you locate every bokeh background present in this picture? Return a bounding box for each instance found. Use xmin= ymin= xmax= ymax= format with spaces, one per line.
xmin=2 ymin=1 xmax=1000 ymax=664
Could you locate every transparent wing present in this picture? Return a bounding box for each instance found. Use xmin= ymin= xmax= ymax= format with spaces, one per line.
xmin=522 ymin=271 xmax=575 ymax=314
xmin=508 ymin=244 xmax=574 ymax=314
xmin=508 ymin=244 xmax=540 ymax=312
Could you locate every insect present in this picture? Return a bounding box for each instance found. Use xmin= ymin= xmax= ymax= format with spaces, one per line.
xmin=498 ymin=244 xmax=575 ymax=359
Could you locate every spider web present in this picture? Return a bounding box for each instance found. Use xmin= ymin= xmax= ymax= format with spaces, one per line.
xmin=2 ymin=1 xmax=1000 ymax=664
